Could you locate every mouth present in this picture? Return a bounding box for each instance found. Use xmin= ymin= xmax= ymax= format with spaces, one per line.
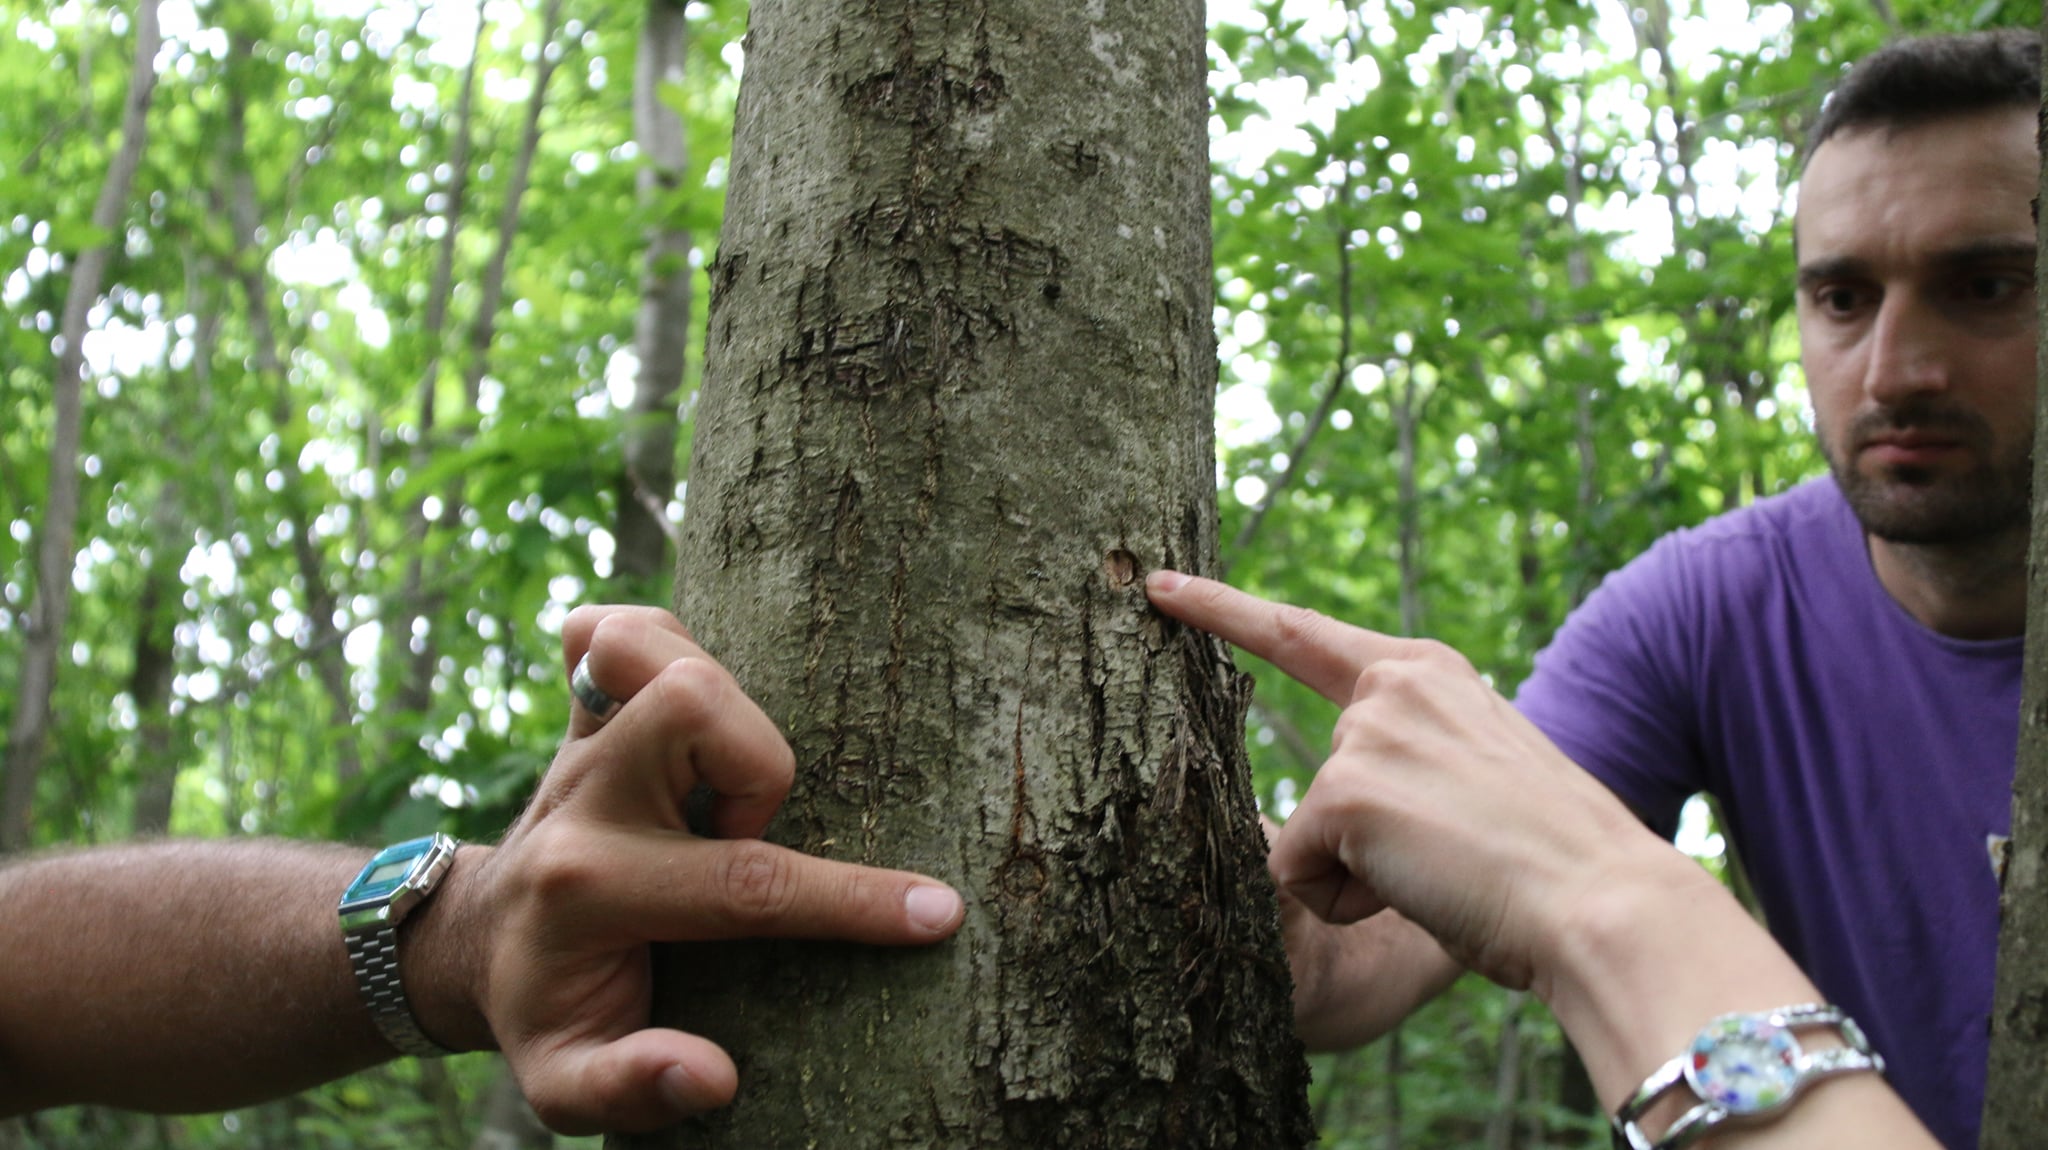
xmin=1858 ymin=431 xmax=1967 ymax=469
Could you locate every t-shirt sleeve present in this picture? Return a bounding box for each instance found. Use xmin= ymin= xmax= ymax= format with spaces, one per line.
xmin=1513 ymin=534 xmax=1707 ymax=838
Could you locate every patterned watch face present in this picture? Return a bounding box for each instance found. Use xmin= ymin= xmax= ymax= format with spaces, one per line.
xmin=1683 ymin=1014 xmax=1801 ymax=1115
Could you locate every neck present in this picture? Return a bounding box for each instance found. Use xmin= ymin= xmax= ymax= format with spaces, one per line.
xmin=1867 ymin=527 xmax=2029 ymax=641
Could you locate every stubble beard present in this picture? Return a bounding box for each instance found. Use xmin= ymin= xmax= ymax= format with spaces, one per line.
xmin=1820 ymin=402 xmax=2033 ymax=546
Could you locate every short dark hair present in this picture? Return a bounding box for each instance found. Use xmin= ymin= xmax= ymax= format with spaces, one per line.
xmin=1806 ymin=28 xmax=2039 ymax=162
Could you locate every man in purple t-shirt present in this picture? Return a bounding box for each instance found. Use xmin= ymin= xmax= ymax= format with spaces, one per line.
xmin=1515 ymin=478 xmax=2021 ymax=1148
xmin=1150 ymin=28 xmax=2036 ymax=1150
xmin=1514 ymin=30 xmax=2035 ymax=1148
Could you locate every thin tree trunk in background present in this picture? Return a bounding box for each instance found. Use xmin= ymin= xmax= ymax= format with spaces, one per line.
xmin=1382 ymin=1025 xmax=1404 ymax=1150
xmin=1222 ymin=192 xmax=1354 ymax=581
xmin=1484 ymin=990 xmax=1526 ymax=1150
xmin=127 ymin=486 xmax=184 ymax=836
xmin=130 ymin=249 xmax=225 ymax=837
xmin=390 ymin=0 xmax=487 ymax=726
xmin=625 ymin=0 xmax=1313 ymax=1144
xmin=613 ymin=0 xmax=692 ymax=595
xmin=1980 ymin=58 xmax=2048 ymax=1144
xmin=1 ymin=0 xmax=162 ymax=852
xmin=396 ymin=0 xmax=562 ymax=722
xmin=217 ymin=42 xmax=364 ymax=784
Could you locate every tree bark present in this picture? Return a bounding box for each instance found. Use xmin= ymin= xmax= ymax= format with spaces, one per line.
xmin=623 ymin=0 xmax=1313 ymax=1145
xmin=613 ymin=0 xmax=694 ymax=595
xmin=2 ymin=0 xmax=163 ymax=852
xmin=1980 ymin=50 xmax=2048 ymax=1143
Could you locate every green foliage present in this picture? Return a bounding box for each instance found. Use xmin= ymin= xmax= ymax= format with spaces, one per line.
xmin=1 ymin=0 xmax=2034 ymax=1144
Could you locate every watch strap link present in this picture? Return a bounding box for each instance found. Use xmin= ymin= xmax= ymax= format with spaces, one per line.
xmin=345 ymin=923 xmax=457 ymax=1058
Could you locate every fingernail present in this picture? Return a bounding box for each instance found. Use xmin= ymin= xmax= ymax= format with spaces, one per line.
xmin=905 ymin=884 xmax=963 ymax=934
xmin=1147 ymin=569 xmax=1189 ymax=594
xmin=659 ymin=1064 xmax=697 ymax=1113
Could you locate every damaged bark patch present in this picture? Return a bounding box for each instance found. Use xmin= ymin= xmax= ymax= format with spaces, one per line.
xmin=844 ymin=61 xmax=1007 ymax=125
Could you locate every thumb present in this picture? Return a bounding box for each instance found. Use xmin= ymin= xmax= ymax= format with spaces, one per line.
xmin=516 ymin=1029 xmax=739 ymax=1135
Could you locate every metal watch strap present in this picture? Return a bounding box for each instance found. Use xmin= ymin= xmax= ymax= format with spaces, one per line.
xmin=345 ymin=922 xmax=457 ymax=1058
xmin=1614 ymin=1003 xmax=1883 ymax=1150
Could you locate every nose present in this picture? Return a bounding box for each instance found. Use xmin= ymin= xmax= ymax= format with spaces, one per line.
xmin=1863 ymin=293 xmax=1951 ymax=405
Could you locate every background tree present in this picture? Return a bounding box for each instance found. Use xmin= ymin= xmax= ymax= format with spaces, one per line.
xmin=1980 ymin=4 xmax=2048 ymax=1137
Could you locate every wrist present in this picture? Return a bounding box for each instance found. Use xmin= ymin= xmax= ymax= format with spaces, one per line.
xmin=1532 ymin=848 xmax=1823 ymax=1114
xmin=396 ymin=844 xmax=497 ymax=1054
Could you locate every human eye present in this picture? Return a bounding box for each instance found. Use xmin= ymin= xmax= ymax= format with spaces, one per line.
xmin=1955 ymin=270 xmax=2032 ymax=306
xmin=1807 ymin=281 xmax=1871 ymax=318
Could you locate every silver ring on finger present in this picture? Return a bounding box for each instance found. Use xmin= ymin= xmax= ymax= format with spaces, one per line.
xmin=570 ymin=654 xmax=623 ymax=723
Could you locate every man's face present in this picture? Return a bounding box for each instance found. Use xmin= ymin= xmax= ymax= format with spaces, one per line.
xmin=1796 ymin=106 xmax=2038 ymax=546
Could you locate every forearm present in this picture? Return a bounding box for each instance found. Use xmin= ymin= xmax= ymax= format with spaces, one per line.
xmin=0 ymin=839 xmax=478 ymax=1115
xmin=1293 ymin=909 xmax=1461 ymax=1051
xmin=1537 ymin=854 xmax=1937 ymax=1149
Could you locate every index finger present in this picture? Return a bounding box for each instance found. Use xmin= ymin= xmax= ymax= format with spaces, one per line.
xmin=1145 ymin=571 xmax=1410 ymax=705
xmin=564 ymin=830 xmax=967 ymax=947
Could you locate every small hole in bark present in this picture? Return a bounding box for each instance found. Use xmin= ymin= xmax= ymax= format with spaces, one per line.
xmin=997 ymin=856 xmax=1048 ymax=899
xmin=1103 ymin=548 xmax=1140 ymax=587
xmin=1041 ymin=282 xmax=1061 ymax=304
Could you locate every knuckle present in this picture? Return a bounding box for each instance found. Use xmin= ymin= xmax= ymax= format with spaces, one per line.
xmin=718 ymin=841 xmax=802 ymax=927
xmin=647 ymin=656 xmax=726 ymax=717
xmin=563 ymin=604 xmax=609 ymax=637
xmin=1351 ymin=660 xmax=1408 ymax=699
xmin=1270 ymin=603 xmax=1328 ymax=648
xmin=587 ymin=610 xmax=642 ymax=654
xmin=1408 ymin=637 xmax=1475 ymax=676
xmin=518 ymin=826 xmax=604 ymax=905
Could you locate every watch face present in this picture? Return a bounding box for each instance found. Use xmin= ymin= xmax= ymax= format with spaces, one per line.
xmin=342 ymin=837 xmax=435 ymax=906
xmin=1684 ymin=1013 xmax=1801 ymax=1115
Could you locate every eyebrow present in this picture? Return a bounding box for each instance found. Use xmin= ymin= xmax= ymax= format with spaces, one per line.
xmin=1796 ymin=239 xmax=2036 ymax=288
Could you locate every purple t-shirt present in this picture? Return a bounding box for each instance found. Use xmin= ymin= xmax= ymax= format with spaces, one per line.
xmin=1514 ymin=477 xmax=2019 ymax=1150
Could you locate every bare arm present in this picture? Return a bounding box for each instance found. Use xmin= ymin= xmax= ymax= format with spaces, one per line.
xmin=0 ymin=840 xmax=389 ymax=1114
xmin=1149 ymin=572 xmax=1938 ymax=1149
xmin=0 ymin=606 xmax=965 ymax=1133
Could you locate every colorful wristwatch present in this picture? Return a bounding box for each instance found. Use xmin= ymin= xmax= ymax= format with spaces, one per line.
xmin=1613 ymin=1003 xmax=1883 ymax=1150
xmin=338 ymin=833 xmax=462 ymax=1058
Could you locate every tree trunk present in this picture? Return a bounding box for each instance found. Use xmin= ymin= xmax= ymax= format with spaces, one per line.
xmin=127 ymin=493 xmax=183 ymax=837
xmin=216 ymin=38 xmax=364 ymax=785
xmin=1 ymin=0 xmax=163 ymax=852
xmin=395 ymin=0 xmax=561 ymax=731
xmin=1980 ymin=51 xmax=2048 ymax=1142
xmin=390 ymin=0 xmax=488 ymax=729
xmin=613 ymin=0 xmax=693 ymax=595
xmin=624 ymin=0 xmax=1313 ymax=1145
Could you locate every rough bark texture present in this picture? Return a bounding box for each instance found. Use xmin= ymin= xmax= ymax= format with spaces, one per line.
xmin=622 ymin=0 xmax=1314 ymax=1146
xmin=1979 ymin=75 xmax=2048 ymax=1146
